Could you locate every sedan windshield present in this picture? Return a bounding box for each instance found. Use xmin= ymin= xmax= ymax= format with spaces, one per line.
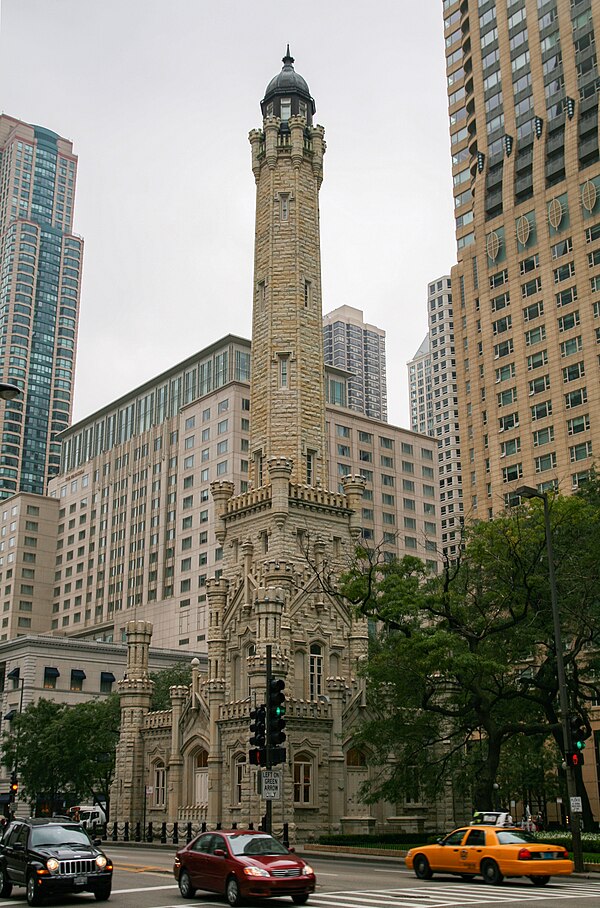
xmin=496 ymin=830 xmax=538 ymax=845
xmin=228 ymin=834 xmax=289 ymax=856
xmin=30 ymin=825 xmax=91 ymax=848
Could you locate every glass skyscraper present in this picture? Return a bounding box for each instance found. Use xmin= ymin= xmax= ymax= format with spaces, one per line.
xmin=0 ymin=115 xmax=82 ymax=498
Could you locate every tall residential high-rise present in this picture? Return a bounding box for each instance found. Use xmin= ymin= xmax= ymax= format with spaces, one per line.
xmin=323 ymin=305 xmax=387 ymax=420
xmin=444 ymin=1 xmax=600 ymax=515
xmin=409 ymin=276 xmax=464 ymax=558
xmin=0 ymin=116 xmax=82 ymax=499
xmin=408 ymin=335 xmax=433 ymax=435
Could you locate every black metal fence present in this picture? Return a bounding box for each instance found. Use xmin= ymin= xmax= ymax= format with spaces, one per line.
xmin=95 ymin=820 xmax=290 ymax=848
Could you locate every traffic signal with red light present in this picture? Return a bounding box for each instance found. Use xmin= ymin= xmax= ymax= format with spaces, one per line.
xmin=9 ymin=771 xmax=18 ymax=800
xmin=267 ymin=677 xmax=287 ymax=766
xmin=566 ymin=751 xmax=584 ymax=767
xmin=249 ymin=704 xmax=266 ymax=766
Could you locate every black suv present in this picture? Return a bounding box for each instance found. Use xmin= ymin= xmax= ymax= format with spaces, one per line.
xmin=0 ymin=817 xmax=113 ymax=904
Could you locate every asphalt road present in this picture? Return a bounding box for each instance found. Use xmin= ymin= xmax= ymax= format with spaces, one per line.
xmin=0 ymin=847 xmax=598 ymax=908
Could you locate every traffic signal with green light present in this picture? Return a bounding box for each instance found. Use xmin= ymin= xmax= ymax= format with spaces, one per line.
xmin=267 ymin=677 xmax=287 ymax=765
xmin=569 ymin=714 xmax=590 ymax=754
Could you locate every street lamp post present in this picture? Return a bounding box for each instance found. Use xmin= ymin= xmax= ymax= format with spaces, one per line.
xmin=0 ymin=383 xmax=22 ymax=401
xmin=516 ymin=485 xmax=584 ymax=872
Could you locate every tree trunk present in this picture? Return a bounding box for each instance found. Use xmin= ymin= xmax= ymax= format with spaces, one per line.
xmin=473 ymin=733 xmax=502 ymax=809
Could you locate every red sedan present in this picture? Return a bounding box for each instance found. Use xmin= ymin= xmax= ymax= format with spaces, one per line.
xmin=173 ymin=829 xmax=316 ymax=906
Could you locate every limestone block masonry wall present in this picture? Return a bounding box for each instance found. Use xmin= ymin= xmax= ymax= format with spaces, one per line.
xmin=250 ymin=120 xmax=327 ymax=487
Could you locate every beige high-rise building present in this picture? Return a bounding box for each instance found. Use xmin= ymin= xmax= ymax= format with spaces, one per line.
xmin=408 ymin=276 xmax=464 ymax=558
xmin=444 ymin=0 xmax=600 ymax=513
xmin=41 ymin=335 xmax=438 ymax=652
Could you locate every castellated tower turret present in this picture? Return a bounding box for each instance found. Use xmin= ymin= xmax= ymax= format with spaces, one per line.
xmin=249 ymin=47 xmax=327 ymax=488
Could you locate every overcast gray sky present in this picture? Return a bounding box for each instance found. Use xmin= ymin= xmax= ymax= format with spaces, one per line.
xmin=0 ymin=0 xmax=455 ymax=428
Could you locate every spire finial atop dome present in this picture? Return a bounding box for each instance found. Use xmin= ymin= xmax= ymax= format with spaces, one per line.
xmin=282 ymin=45 xmax=294 ymax=68
xmin=261 ymin=48 xmax=316 ymax=122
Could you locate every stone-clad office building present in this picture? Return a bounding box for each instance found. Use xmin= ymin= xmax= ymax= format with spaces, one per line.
xmin=109 ymin=52 xmax=450 ymax=839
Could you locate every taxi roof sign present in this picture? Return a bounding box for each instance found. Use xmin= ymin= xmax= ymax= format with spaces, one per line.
xmin=472 ymin=810 xmax=513 ymax=827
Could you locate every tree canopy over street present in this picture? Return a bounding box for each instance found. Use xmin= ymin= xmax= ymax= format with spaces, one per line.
xmin=339 ymin=483 xmax=600 ymax=824
xmin=1 ymin=696 xmax=120 ymax=812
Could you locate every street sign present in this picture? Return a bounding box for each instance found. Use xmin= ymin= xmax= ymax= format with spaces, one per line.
xmin=570 ymin=796 xmax=583 ymax=814
xmin=260 ymin=770 xmax=281 ymax=800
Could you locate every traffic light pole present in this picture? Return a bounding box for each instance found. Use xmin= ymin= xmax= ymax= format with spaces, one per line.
xmin=541 ymin=497 xmax=583 ymax=872
xmin=264 ymin=645 xmax=273 ymax=835
xmin=517 ymin=487 xmax=584 ymax=872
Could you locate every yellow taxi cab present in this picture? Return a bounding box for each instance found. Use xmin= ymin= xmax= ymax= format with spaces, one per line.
xmin=405 ymin=823 xmax=573 ymax=886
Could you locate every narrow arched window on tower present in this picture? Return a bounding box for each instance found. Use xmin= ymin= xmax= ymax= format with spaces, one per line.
xmin=304 ymin=280 xmax=311 ymax=307
xmin=280 ymin=98 xmax=291 ymax=121
xmin=254 ymin=451 xmax=263 ymax=486
xmin=279 ymin=354 xmax=289 ymax=388
xmin=280 ymin=194 xmax=289 ymax=221
xmin=306 ymin=449 xmax=316 ymax=485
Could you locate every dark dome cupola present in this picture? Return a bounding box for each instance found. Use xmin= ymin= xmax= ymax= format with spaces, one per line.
xmin=261 ymin=46 xmax=316 ymax=126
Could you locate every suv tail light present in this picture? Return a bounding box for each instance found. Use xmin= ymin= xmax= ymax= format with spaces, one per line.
xmin=517 ymin=848 xmax=532 ymax=860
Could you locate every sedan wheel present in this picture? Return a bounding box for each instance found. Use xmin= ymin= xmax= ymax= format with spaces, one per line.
xmin=178 ymin=869 xmax=196 ymax=899
xmin=460 ymin=874 xmax=475 ymax=882
xmin=292 ymin=896 xmax=309 ymax=905
xmin=413 ymin=854 xmax=433 ymax=880
xmin=530 ymin=875 xmax=550 ymax=887
xmin=226 ymin=875 xmax=243 ymax=906
xmin=481 ymin=859 xmax=503 ymax=885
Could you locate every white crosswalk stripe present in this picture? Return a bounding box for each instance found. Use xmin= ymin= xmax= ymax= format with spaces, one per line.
xmin=310 ymin=880 xmax=600 ymax=908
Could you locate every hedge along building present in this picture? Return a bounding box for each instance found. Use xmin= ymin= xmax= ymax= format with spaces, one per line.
xmin=110 ymin=51 xmax=449 ymax=839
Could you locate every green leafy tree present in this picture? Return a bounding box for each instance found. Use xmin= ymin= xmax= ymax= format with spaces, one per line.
xmin=339 ymin=491 xmax=600 ymax=822
xmin=1 ymin=696 xmax=120 ymax=812
xmin=149 ymin=662 xmax=192 ymax=710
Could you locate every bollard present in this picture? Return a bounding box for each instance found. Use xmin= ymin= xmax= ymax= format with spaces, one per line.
xmin=135 ymin=821 xmax=141 ymax=842
xmin=173 ymin=822 xmax=179 ymax=845
xmin=283 ymin=822 xmax=289 ymax=848
xmin=124 ymin=821 xmax=130 ymax=842
xmin=147 ymin=822 xmax=153 ymax=843
xmin=111 ymin=822 xmax=117 ymax=841
xmin=186 ymin=822 xmax=193 ymax=843
xmin=161 ymin=822 xmax=167 ymax=844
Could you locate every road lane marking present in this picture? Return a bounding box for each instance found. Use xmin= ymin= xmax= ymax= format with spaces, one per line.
xmin=307 ymin=882 xmax=600 ymax=908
